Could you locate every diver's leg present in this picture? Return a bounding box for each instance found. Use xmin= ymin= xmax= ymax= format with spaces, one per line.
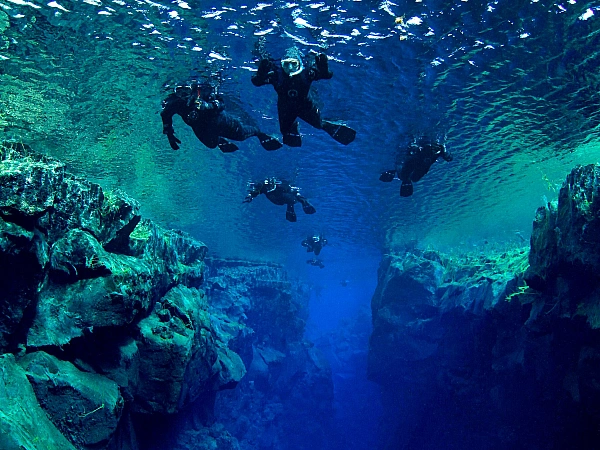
xmin=299 ymin=98 xmax=355 ymax=145
xmin=278 ymin=101 xmax=302 ymax=147
xmin=218 ymin=113 xmax=281 ymax=151
xmin=286 ymin=204 xmax=297 ymax=222
xmin=192 ymin=126 xmax=219 ymax=149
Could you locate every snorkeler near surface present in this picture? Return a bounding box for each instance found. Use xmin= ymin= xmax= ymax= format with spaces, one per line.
xmin=242 ymin=178 xmax=316 ymax=222
xmin=380 ymin=138 xmax=453 ymax=197
xmin=160 ymin=81 xmax=282 ymax=153
xmin=251 ymin=46 xmax=356 ymax=147
xmin=302 ymin=234 xmax=327 ymax=256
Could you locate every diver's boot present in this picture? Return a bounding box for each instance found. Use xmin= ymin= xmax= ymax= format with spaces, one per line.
xmin=379 ymin=170 xmax=396 ymax=182
xmin=301 ymin=200 xmax=316 ymax=215
xmin=400 ymin=181 xmax=413 ymax=197
xmin=322 ymin=120 xmax=356 ymax=145
xmin=257 ymin=133 xmax=283 ymax=151
xmin=283 ymin=133 xmax=302 ymax=147
xmin=286 ymin=204 xmax=297 ymax=222
xmin=218 ymin=138 xmax=239 ymax=153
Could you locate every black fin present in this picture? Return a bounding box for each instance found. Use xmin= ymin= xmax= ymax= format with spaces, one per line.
xmin=323 ymin=121 xmax=356 ymax=145
xmin=379 ymin=171 xmax=396 ymax=182
xmin=400 ymin=181 xmax=413 ymax=197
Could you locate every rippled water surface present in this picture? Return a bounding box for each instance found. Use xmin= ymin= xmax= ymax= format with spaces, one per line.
xmin=2 ymin=0 xmax=600 ymax=275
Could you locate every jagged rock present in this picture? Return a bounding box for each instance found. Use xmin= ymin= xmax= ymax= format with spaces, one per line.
xmin=134 ymin=285 xmax=245 ymax=415
xmin=0 ymin=353 xmax=77 ymax=450
xmin=0 ymin=143 xmax=244 ymax=448
xmin=0 ymin=142 xmax=140 ymax=247
xmin=206 ymin=259 xmax=334 ymax=450
xmin=0 ymin=218 xmax=44 ymax=350
xmin=527 ymin=164 xmax=600 ymax=327
xmin=28 ymin=228 xmax=165 ymax=347
xmin=18 ymin=351 xmax=123 ymax=448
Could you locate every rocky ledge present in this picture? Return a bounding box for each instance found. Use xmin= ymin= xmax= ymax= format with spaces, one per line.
xmin=0 ymin=142 xmax=244 ymax=449
xmin=369 ymin=163 xmax=600 ymax=450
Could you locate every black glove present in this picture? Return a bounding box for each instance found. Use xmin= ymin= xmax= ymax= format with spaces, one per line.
xmin=257 ymin=59 xmax=271 ymax=78
xmin=163 ymin=126 xmax=181 ymax=150
xmin=242 ymin=195 xmax=253 ymax=203
xmin=316 ymin=53 xmax=333 ymax=78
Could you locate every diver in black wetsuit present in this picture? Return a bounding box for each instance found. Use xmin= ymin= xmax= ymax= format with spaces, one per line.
xmin=251 ymin=46 xmax=356 ymax=147
xmin=380 ymin=139 xmax=453 ymax=197
xmin=307 ymin=259 xmax=325 ymax=269
xmin=302 ymin=234 xmax=327 ymax=256
xmin=160 ymin=82 xmax=282 ymax=153
xmin=242 ymin=178 xmax=316 ymax=222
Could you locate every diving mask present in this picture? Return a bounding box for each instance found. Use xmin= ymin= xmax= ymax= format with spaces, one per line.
xmin=281 ymin=57 xmax=303 ymax=76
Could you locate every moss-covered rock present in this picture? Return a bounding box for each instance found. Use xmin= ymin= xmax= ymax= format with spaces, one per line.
xmin=0 ymin=354 xmax=77 ymax=450
xmin=18 ymin=351 xmax=123 ymax=448
xmin=135 ymin=285 xmax=245 ymax=415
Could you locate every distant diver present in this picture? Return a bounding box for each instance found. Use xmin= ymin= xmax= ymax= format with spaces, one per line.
xmin=251 ymin=46 xmax=356 ymax=147
xmin=243 ymin=178 xmax=316 ymax=222
xmin=302 ymin=234 xmax=327 ymax=256
xmin=380 ymin=138 xmax=453 ymax=197
xmin=160 ymin=81 xmax=282 ymax=153
xmin=307 ymin=258 xmax=325 ymax=269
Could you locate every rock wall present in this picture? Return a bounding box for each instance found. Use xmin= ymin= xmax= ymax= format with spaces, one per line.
xmin=369 ymin=165 xmax=600 ymax=450
xmin=0 ymin=142 xmax=245 ymax=449
xmin=206 ymin=259 xmax=334 ymax=450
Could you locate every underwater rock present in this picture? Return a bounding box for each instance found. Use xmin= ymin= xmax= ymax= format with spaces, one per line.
xmin=206 ymin=258 xmax=334 ymax=450
xmin=0 ymin=143 xmax=247 ymax=448
xmin=135 ymin=285 xmax=245 ymax=415
xmin=0 ymin=353 xmax=77 ymax=450
xmin=0 ymin=142 xmax=140 ymax=247
xmin=0 ymin=217 xmax=44 ymax=350
xmin=18 ymin=351 xmax=123 ymax=448
xmin=371 ymin=181 xmax=600 ymax=450
xmin=527 ymin=163 xmax=600 ymax=327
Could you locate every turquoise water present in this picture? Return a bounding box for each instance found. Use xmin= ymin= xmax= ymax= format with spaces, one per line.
xmin=3 ymin=1 xmax=600 ymax=448
xmin=2 ymin=0 xmax=600 ymax=270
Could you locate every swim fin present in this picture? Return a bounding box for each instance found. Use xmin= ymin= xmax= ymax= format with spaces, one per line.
xmin=302 ymin=202 xmax=316 ymax=214
xmin=400 ymin=181 xmax=413 ymax=197
xmin=283 ymin=133 xmax=302 ymax=147
xmin=258 ymin=133 xmax=283 ymax=151
xmin=286 ymin=210 xmax=297 ymax=222
xmin=323 ymin=120 xmax=356 ymax=145
xmin=379 ymin=170 xmax=396 ymax=182
xmin=218 ymin=139 xmax=239 ymax=153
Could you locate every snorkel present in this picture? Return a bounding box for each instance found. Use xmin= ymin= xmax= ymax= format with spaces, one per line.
xmin=281 ymin=46 xmax=304 ymax=77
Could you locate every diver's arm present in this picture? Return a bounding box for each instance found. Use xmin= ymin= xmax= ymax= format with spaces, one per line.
xmin=243 ymin=186 xmax=261 ymax=203
xmin=311 ymin=53 xmax=333 ymax=81
xmin=160 ymin=96 xmax=178 ymax=131
xmin=160 ymin=97 xmax=182 ymax=149
xmin=252 ymin=59 xmax=276 ymax=86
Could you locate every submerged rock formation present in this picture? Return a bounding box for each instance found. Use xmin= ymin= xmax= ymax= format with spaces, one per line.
xmin=369 ymin=164 xmax=600 ymax=450
xmin=0 ymin=142 xmax=244 ymax=448
xmin=207 ymin=259 xmax=334 ymax=450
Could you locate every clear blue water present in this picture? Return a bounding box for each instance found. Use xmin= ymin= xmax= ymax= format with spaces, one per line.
xmin=2 ymin=0 xmax=600 ymax=447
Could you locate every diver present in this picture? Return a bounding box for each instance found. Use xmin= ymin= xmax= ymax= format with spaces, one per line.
xmin=160 ymin=81 xmax=282 ymax=153
xmin=307 ymin=259 xmax=325 ymax=269
xmin=302 ymin=234 xmax=327 ymax=256
xmin=242 ymin=178 xmax=316 ymax=222
xmin=380 ymin=138 xmax=453 ymax=197
xmin=251 ymin=46 xmax=356 ymax=147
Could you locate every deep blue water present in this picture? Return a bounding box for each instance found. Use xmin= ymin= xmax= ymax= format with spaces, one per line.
xmin=2 ymin=0 xmax=600 ymax=448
